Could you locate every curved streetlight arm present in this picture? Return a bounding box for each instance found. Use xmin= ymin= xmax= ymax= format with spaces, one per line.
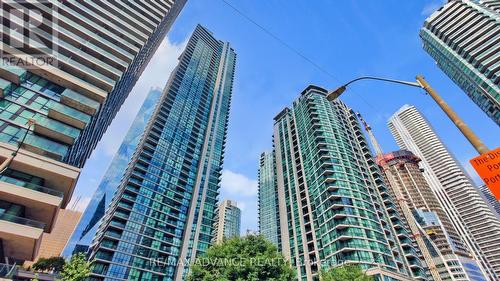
xmin=326 ymin=74 xmax=489 ymax=155
xmin=343 ymin=76 xmax=421 ymax=88
xmin=327 ymin=76 xmax=421 ymax=101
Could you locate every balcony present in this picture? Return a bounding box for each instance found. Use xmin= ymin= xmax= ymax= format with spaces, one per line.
xmin=324 ymin=177 xmax=336 ymax=184
xmin=331 ymin=203 xmax=344 ymax=210
xmin=0 ymin=142 xmax=80 ymax=208
xmin=0 ymin=174 xmax=63 ymax=232
xmin=332 ymin=213 xmax=347 ymax=219
xmin=0 ymin=213 xmax=44 ymax=261
xmin=0 ymin=142 xmax=79 ymax=262
xmin=334 ymin=224 xmax=350 ymax=230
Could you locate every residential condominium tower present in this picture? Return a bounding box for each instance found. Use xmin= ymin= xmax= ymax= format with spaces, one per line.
xmin=388 ymin=105 xmax=500 ymax=280
xmin=420 ymin=0 xmax=500 ymax=124
xmin=62 ymin=88 xmax=162 ymax=257
xmin=269 ymin=85 xmax=424 ymax=281
xmin=88 ymin=25 xmax=236 ymax=281
xmin=357 ymin=112 xmax=487 ymax=281
xmin=258 ymin=151 xmax=281 ymax=249
xmin=0 ymin=1 xmax=185 ymax=264
xmin=212 ymin=199 xmax=241 ymax=244
xmin=376 ymin=150 xmax=488 ymax=281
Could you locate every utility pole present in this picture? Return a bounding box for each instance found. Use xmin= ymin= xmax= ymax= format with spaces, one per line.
xmin=415 ymin=76 xmax=489 ymax=155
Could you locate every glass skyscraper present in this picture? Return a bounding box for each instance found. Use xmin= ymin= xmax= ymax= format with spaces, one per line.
xmin=258 ymin=151 xmax=281 ymax=249
xmin=265 ymin=85 xmax=423 ymax=281
xmin=87 ymin=25 xmax=236 ymax=281
xmin=0 ymin=1 xmax=185 ymax=264
xmin=63 ymin=88 xmax=162 ymax=257
xmin=420 ymin=0 xmax=499 ymax=124
xmin=212 ymin=199 xmax=241 ymax=244
xmin=1 ymin=0 xmax=186 ymax=168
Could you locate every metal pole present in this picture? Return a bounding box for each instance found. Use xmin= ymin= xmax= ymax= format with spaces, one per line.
xmin=415 ymin=75 xmax=489 ymax=155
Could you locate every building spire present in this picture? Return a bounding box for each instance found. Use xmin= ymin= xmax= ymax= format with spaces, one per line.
xmin=356 ymin=112 xmax=384 ymax=156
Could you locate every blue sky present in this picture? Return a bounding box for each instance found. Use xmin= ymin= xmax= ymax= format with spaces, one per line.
xmin=70 ymin=0 xmax=499 ymax=234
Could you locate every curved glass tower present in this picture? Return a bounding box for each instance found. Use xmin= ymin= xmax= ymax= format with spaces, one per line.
xmin=62 ymin=88 xmax=162 ymax=257
xmin=389 ymin=105 xmax=500 ymax=280
xmin=377 ymin=150 xmax=487 ymax=281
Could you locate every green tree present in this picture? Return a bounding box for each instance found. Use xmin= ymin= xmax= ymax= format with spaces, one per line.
xmin=320 ymin=265 xmax=373 ymax=281
xmin=32 ymin=256 xmax=66 ymax=272
xmin=59 ymin=253 xmax=91 ymax=281
xmin=187 ymin=235 xmax=295 ymax=281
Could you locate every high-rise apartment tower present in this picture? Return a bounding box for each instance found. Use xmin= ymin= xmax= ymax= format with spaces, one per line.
xmin=266 ymin=86 xmax=424 ymax=281
xmin=357 ymin=112 xmax=487 ymax=281
xmin=388 ymin=105 xmax=500 ymax=280
xmin=258 ymin=151 xmax=281 ymax=249
xmin=87 ymin=25 xmax=236 ymax=281
xmin=213 ymin=199 xmax=241 ymax=244
xmin=0 ymin=0 xmax=185 ymax=264
xmin=63 ymin=88 xmax=162 ymax=257
xmin=376 ymin=150 xmax=488 ymax=281
xmin=420 ymin=0 xmax=500 ymax=124
xmin=478 ymin=185 xmax=500 ymax=218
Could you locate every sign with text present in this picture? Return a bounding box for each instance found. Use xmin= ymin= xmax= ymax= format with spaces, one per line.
xmin=470 ymin=147 xmax=500 ymax=200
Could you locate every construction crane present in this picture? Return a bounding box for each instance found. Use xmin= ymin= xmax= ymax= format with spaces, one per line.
xmin=357 ymin=112 xmax=443 ymax=281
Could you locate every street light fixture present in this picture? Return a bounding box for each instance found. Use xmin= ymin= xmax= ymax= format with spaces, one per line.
xmin=326 ymin=75 xmax=489 ymax=155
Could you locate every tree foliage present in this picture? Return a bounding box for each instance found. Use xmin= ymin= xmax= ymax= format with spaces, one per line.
xmin=187 ymin=235 xmax=295 ymax=281
xmin=32 ymin=256 xmax=66 ymax=272
xmin=59 ymin=253 xmax=91 ymax=281
xmin=320 ymin=265 xmax=373 ymax=281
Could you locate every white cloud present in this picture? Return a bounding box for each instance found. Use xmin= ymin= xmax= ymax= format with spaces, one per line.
xmin=220 ymin=170 xmax=258 ymax=197
xmin=239 ymin=197 xmax=258 ymax=234
xmin=218 ymin=170 xmax=259 ymax=234
xmin=67 ymin=196 xmax=91 ymax=213
xmin=237 ymin=201 xmax=247 ymax=211
xmin=97 ymin=36 xmax=187 ymax=156
xmin=421 ymin=0 xmax=446 ymax=16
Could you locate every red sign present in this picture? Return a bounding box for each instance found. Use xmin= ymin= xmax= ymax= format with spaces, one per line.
xmin=470 ymin=147 xmax=500 ymax=200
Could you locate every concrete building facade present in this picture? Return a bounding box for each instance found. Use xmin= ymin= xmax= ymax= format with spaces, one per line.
xmin=213 ymin=199 xmax=241 ymax=244
xmin=388 ymin=105 xmax=500 ymax=280
xmin=420 ymin=0 xmax=500 ymax=124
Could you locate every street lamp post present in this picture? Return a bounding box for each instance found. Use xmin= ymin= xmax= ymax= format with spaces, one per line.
xmin=326 ymin=75 xmax=489 ymax=155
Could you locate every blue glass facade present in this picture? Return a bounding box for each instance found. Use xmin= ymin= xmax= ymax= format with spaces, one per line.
xmin=258 ymin=151 xmax=281 ymax=249
xmin=0 ymin=1 xmax=186 ymax=263
xmin=223 ymin=204 xmax=241 ymax=239
xmin=213 ymin=199 xmax=241 ymax=243
xmin=0 ymin=71 xmax=79 ymax=162
xmin=0 ymin=1 xmax=187 ymax=168
xmin=87 ymin=25 xmax=236 ymax=281
xmin=64 ymin=1 xmax=188 ymax=168
xmin=62 ymin=89 xmax=162 ymax=257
